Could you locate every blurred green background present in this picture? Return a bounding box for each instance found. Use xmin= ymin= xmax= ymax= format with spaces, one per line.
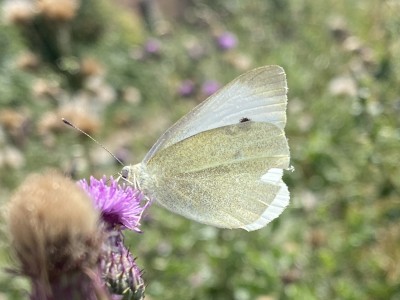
xmin=0 ymin=0 xmax=399 ymax=299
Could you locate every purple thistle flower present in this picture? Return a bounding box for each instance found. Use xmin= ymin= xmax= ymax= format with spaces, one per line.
xmin=78 ymin=176 xmax=149 ymax=232
xmin=144 ymin=38 xmax=161 ymax=55
xmin=216 ymin=31 xmax=238 ymax=51
xmin=178 ymin=79 xmax=195 ymax=97
xmin=79 ymin=176 xmax=148 ymax=298
xmin=201 ymin=80 xmax=221 ymax=97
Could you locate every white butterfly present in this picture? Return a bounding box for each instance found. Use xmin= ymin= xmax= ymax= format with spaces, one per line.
xmin=121 ymin=65 xmax=290 ymax=231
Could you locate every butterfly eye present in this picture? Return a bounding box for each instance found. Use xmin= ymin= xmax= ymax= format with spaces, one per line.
xmin=121 ymin=167 xmax=130 ymax=179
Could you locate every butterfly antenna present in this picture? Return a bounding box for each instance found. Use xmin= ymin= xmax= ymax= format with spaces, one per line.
xmin=62 ymin=118 xmax=125 ymax=166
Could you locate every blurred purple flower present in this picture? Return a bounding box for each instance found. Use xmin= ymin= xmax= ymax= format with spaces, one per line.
xmin=144 ymin=38 xmax=161 ymax=55
xmin=78 ymin=176 xmax=149 ymax=232
xmin=178 ymin=79 xmax=195 ymax=97
xmin=202 ymin=80 xmax=221 ymax=97
xmin=216 ymin=32 xmax=238 ymax=50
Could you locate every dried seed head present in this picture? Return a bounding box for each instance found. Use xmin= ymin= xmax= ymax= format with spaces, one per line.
xmin=7 ymin=171 xmax=102 ymax=292
xmin=38 ymin=0 xmax=80 ymax=22
xmin=2 ymin=0 xmax=37 ymax=25
xmin=16 ymin=52 xmax=41 ymax=71
xmin=58 ymin=105 xmax=101 ymax=136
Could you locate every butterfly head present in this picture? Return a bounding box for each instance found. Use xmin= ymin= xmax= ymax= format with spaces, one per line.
xmin=120 ymin=163 xmax=148 ymax=190
xmin=120 ymin=166 xmax=131 ymax=181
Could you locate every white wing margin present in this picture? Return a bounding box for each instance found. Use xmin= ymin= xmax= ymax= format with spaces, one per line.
xmin=143 ymin=65 xmax=288 ymax=163
xmin=242 ymin=168 xmax=290 ymax=231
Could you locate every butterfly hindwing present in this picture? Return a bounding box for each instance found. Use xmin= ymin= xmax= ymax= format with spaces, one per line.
xmin=143 ymin=121 xmax=290 ymax=230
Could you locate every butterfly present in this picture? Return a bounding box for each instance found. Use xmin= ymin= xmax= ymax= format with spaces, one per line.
xmin=121 ymin=65 xmax=290 ymax=231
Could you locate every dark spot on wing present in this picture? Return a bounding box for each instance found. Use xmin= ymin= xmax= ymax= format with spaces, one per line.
xmin=240 ymin=117 xmax=251 ymax=123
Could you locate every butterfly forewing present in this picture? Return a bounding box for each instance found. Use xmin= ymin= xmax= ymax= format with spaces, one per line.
xmin=143 ymin=65 xmax=287 ymax=163
xmin=142 ymin=122 xmax=290 ymax=230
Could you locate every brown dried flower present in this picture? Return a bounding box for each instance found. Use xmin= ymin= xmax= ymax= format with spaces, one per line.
xmin=2 ymin=0 xmax=37 ymax=25
xmin=38 ymin=0 xmax=80 ymax=22
xmin=7 ymin=171 xmax=107 ymax=299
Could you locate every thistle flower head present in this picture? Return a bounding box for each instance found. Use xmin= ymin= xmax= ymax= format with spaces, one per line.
xmin=38 ymin=0 xmax=80 ymax=21
xmin=7 ymin=171 xmax=106 ymax=299
xmin=78 ymin=176 xmax=149 ymax=232
xmin=7 ymin=173 xmax=148 ymax=299
xmin=202 ymin=80 xmax=221 ymax=97
xmin=144 ymin=38 xmax=161 ymax=55
xmin=216 ymin=31 xmax=238 ymax=51
xmin=2 ymin=0 xmax=37 ymax=25
xmin=78 ymin=177 xmax=148 ymax=299
xmin=178 ymin=79 xmax=195 ymax=97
